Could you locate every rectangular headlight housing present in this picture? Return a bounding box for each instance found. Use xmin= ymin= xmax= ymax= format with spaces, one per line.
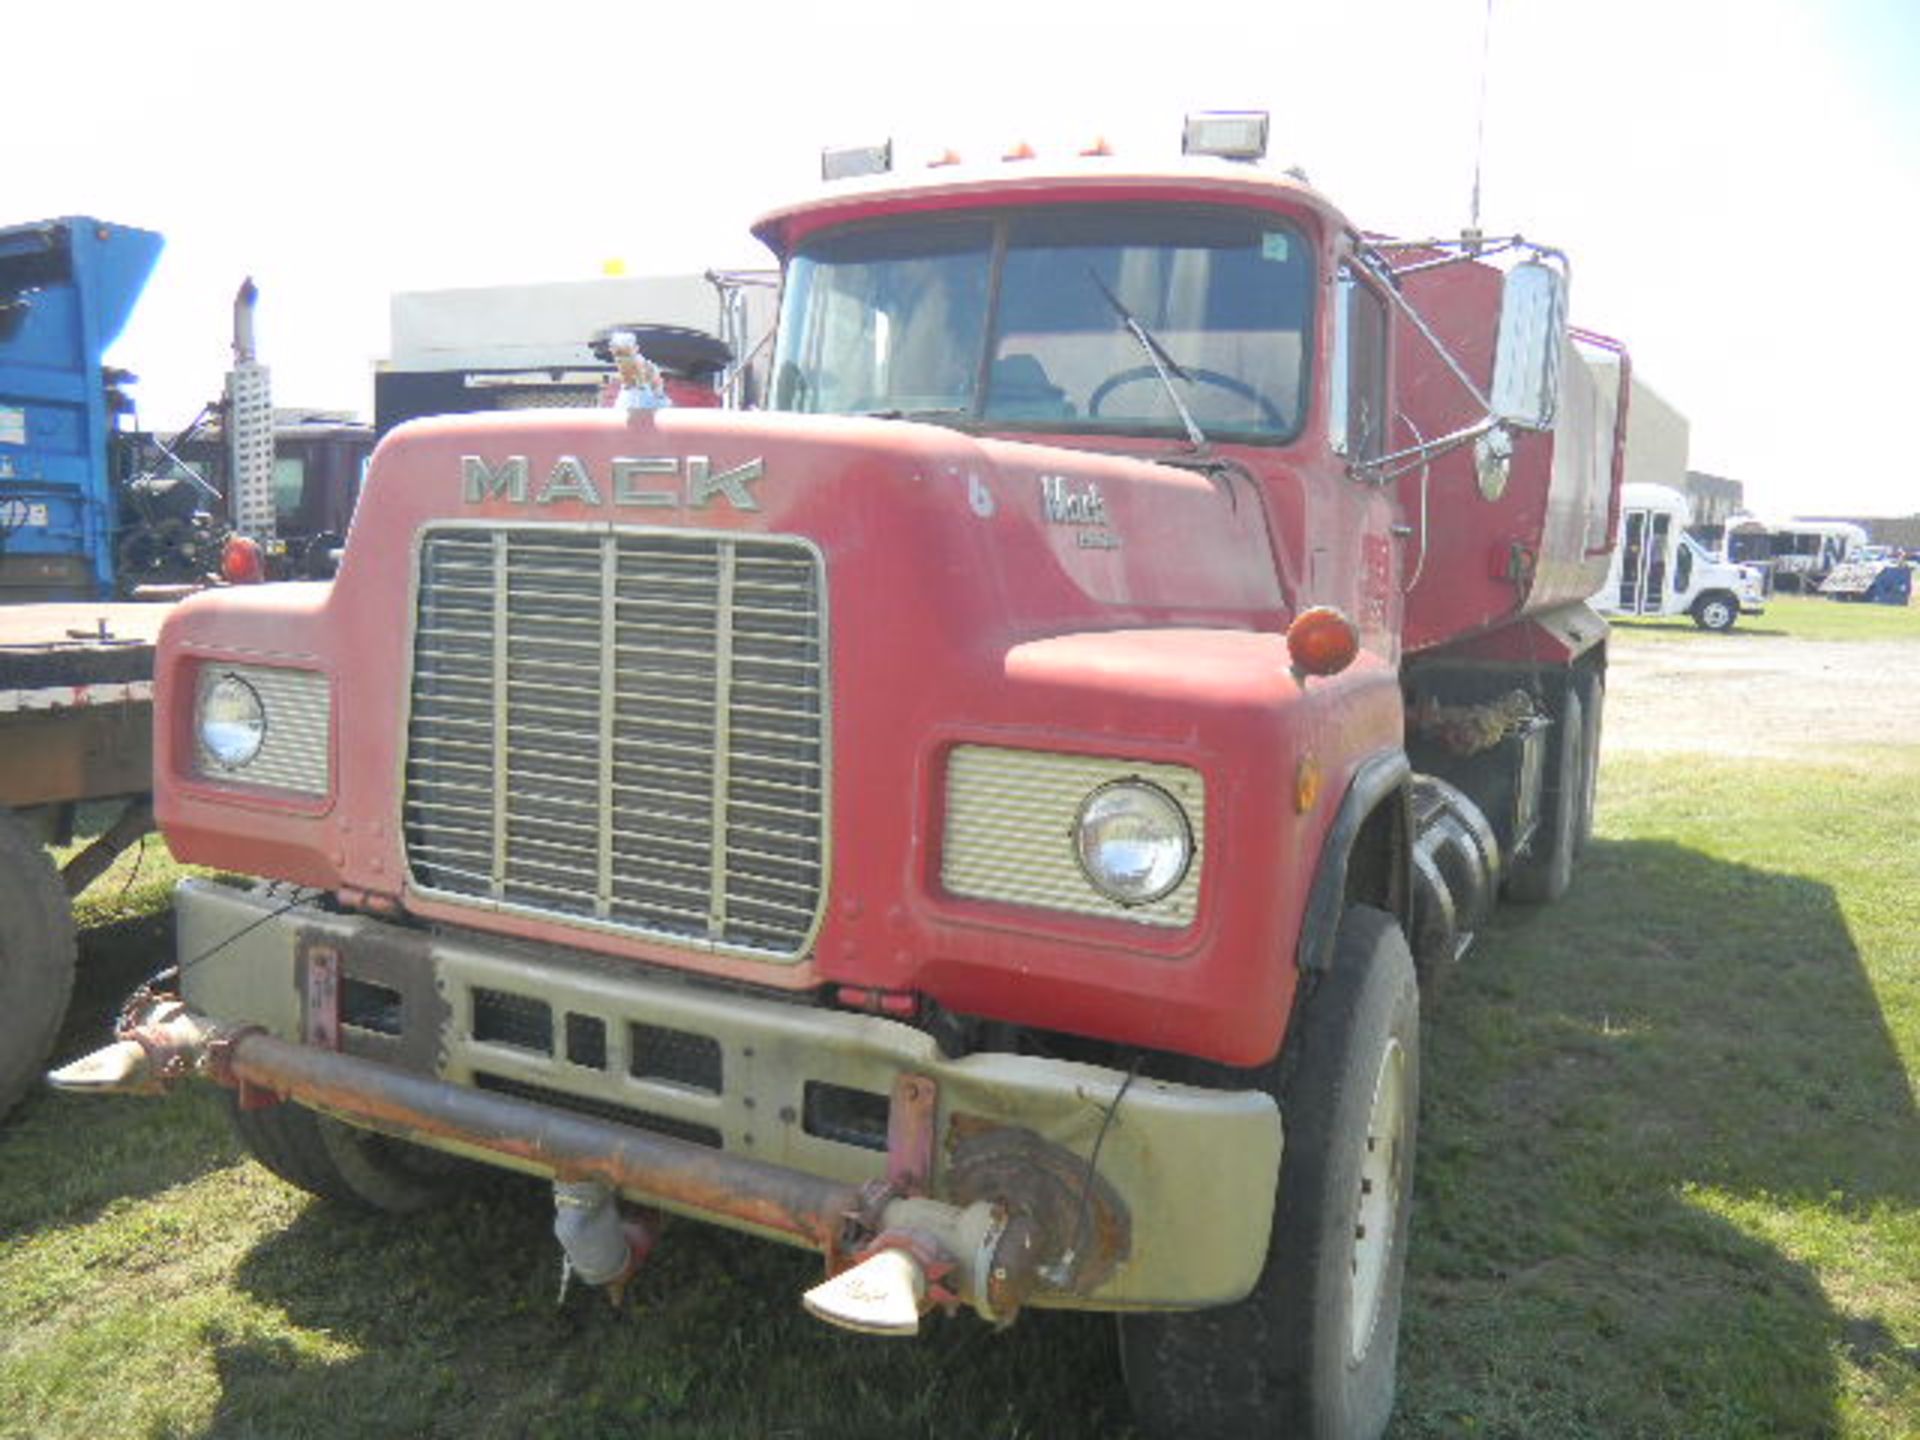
xmin=941 ymin=745 xmax=1205 ymax=928
xmin=193 ymin=663 xmax=331 ymax=796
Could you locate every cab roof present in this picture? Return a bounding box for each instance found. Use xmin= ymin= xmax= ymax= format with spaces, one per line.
xmin=750 ymin=155 xmax=1350 ymax=259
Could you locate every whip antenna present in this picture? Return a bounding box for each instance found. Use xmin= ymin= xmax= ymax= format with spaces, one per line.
xmin=1468 ymin=0 xmax=1495 ymax=248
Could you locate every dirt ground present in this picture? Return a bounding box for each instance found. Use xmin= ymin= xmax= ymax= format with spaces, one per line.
xmin=1604 ymin=632 xmax=1920 ymax=759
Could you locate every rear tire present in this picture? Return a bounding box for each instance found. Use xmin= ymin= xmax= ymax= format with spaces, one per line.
xmin=226 ymin=1094 xmax=468 ymax=1213
xmin=1121 ymin=906 xmax=1419 ymax=1440
xmin=0 ymin=806 xmax=78 ymax=1122
xmin=1505 ymin=685 xmax=1583 ymax=904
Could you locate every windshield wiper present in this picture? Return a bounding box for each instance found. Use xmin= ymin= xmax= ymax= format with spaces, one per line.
xmin=1087 ymin=268 xmax=1210 ymax=453
xmin=858 ymin=406 xmax=974 ymax=426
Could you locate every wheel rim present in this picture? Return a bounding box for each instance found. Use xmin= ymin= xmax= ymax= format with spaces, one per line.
xmin=1348 ymin=1035 xmax=1408 ymax=1362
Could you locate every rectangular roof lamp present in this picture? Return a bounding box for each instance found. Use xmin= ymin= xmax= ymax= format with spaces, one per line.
xmin=1182 ymin=111 xmax=1270 ymax=162
xmin=821 ymin=141 xmax=893 ymax=182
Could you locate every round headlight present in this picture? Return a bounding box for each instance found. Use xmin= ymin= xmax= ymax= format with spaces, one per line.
xmin=1074 ymin=780 xmax=1194 ymax=906
xmin=201 ymin=673 xmax=266 ymax=769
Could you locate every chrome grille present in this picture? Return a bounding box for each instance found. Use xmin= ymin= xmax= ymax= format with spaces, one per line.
xmin=403 ymin=525 xmax=827 ymax=960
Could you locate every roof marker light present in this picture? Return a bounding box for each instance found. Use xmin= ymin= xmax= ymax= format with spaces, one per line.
xmin=1182 ymin=110 xmax=1270 ymax=162
xmin=928 ymin=147 xmax=963 ymax=168
xmin=821 ymin=141 xmax=893 ymax=182
xmin=1003 ymin=141 xmax=1036 ymax=161
xmin=1080 ymin=136 xmax=1114 ymax=157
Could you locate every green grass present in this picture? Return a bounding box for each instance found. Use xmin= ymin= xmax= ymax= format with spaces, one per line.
xmin=1400 ymin=743 xmax=1920 ymax=1439
xmin=3 ymin=628 xmax=1918 ymax=1437
xmin=1612 ymin=590 xmax=1920 ymax=642
xmin=48 ymin=802 xmax=196 ymax=932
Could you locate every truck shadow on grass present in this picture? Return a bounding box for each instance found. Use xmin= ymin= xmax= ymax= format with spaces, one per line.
xmin=214 ymin=1187 xmax=1134 ymax=1439
xmin=1400 ymin=836 xmax=1920 ymax=1438
xmin=0 ymin=908 xmax=241 ymax=1241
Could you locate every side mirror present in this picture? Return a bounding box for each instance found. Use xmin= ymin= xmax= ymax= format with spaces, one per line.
xmin=1489 ymin=261 xmax=1567 ymax=431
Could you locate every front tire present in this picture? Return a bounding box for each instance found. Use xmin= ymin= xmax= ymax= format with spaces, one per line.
xmin=0 ymin=806 xmax=78 ymax=1122
xmin=227 ymin=1094 xmax=469 ymax=1213
xmin=1121 ymin=906 xmax=1420 ymax=1439
xmin=1692 ymin=594 xmax=1738 ymax=632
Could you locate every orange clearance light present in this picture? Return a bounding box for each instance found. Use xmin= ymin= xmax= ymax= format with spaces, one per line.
xmin=1286 ymin=606 xmax=1360 ymax=678
xmin=1294 ymin=753 xmax=1322 ymax=813
xmin=221 ymin=534 xmax=265 ymax=585
xmin=928 ymin=147 xmax=963 ymax=168
xmin=1080 ymin=136 xmax=1114 ymax=157
xmin=1003 ymin=140 xmax=1036 ymax=161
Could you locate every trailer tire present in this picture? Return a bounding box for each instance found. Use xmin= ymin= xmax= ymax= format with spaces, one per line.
xmin=226 ymin=1094 xmax=468 ymax=1214
xmin=1692 ymin=593 xmax=1738 ymax=632
xmin=0 ymin=807 xmax=78 ymax=1122
xmin=1505 ymin=686 xmax=1583 ymax=904
xmin=1120 ymin=906 xmax=1418 ymax=1440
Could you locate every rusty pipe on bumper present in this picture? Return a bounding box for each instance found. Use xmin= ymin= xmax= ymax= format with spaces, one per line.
xmin=50 ymin=999 xmax=1047 ymax=1322
xmin=229 ymin=1026 xmax=866 ymax=1250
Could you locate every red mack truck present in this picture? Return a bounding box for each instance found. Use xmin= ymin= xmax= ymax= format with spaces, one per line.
xmin=55 ymin=113 xmax=1627 ymax=1439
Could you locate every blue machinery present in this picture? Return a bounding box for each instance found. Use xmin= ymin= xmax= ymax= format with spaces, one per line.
xmin=0 ymin=218 xmax=163 ymax=600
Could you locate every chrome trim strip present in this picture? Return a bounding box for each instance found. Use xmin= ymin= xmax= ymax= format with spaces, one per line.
xmin=707 ymin=540 xmax=738 ymax=940
xmin=596 ymin=535 xmax=618 ymax=919
xmin=489 ymin=530 xmax=509 ymax=899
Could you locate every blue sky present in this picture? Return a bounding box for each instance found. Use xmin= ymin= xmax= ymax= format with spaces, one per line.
xmin=11 ymin=0 xmax=1917 ymax=517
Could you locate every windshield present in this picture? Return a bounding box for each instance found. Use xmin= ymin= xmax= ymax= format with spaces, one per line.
xmin=771 ymin=206 xmax=1313 ymax=443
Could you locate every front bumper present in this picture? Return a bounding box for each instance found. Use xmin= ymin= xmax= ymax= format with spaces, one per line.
xmin=173 ymin=879 xmax=1283 ymax=1310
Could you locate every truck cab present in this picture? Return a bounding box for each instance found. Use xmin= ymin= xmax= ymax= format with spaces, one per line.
xmin=56 ymin=115 xmax=1623 ymax=1440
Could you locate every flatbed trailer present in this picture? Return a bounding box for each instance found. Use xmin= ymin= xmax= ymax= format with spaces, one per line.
xmin=0 ymin=600 xmax=170 ymax=1117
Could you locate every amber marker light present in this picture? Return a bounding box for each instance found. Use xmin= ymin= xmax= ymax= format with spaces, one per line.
xmin=1294 ymin=753 xmax=1322 ymax=813
xmin=1286 ymin=605 xmax=1360 ymax=678
xmin=1003 ymin=141 xmax=1036 ymax=161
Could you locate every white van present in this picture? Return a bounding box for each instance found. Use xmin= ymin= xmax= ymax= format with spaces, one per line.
xmin=1594 ymin=484 xmax=1767 ymax=631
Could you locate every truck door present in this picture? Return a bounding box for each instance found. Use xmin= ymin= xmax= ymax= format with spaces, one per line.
xmin=1618 ymin=510 xmax=1646 ymax=610
xmin=1642 ymin=511 xmax=1670 ymax=611
xmin=1617 ymin=508 xmax=1672 ymax=616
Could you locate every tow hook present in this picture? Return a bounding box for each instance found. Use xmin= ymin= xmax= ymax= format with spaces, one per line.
xmin=46 ymin=998 xmax=221 ymax=1095
xmin=552 ymin=1180 xmax=659 ymax=1306
xmin=802 ymin=1195 xmax=1032 ymax=1336
xmin=802 ymin=1243 xmax=931 ymax=1335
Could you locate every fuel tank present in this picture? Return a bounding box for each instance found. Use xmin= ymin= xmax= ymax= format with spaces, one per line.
xmin=1394 ymin=259 xmax=1620 ymax=654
